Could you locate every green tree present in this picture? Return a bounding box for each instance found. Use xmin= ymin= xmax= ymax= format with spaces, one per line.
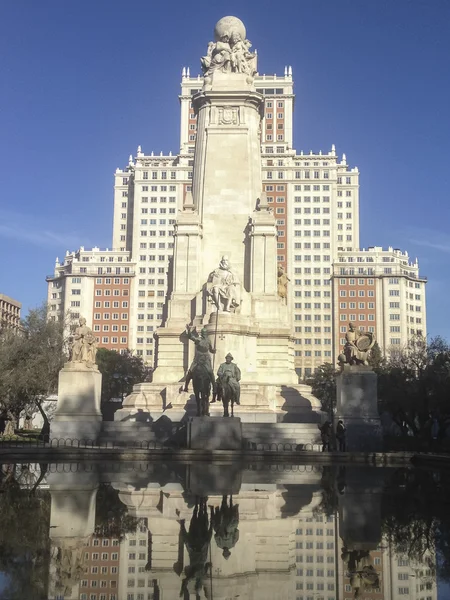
xmin=96 ymin=348 xmax=152 ymax=416
xmin=368 ymin=341 xmax=384 ymax=370
xmin=0 ymin=305 xmax=66 ymax=434
xmin=378 ymin=335 xmax=450 ymax=438
xmin=310 ymin=363 xmax=338 ymax=416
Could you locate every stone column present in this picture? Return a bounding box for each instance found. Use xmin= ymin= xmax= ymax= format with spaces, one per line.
xmin=336 ymin=365 xmax=382 ymax=452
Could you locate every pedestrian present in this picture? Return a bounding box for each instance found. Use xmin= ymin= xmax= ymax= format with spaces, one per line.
xmin=336 ymin=419 xmax=346 ymax=452
xmin=319 ymin=421 xmax=331 ymax=452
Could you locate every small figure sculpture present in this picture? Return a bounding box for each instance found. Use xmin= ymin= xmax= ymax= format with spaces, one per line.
xmin=277 ymin=265 xmax=290 ymax=300
xmin=341 ymin=547 xmax=380 ymax=599
xmin=184 ymin=326 xmax=216 ymax=416
xmin=201 ymin=16 xmax=256 ymax=79
xmin=338 ymin=322 xmax=375 ymax=368
xmin=69 ymin=317 xmax=97 ymax=367
xmin=206 ymin=256 xmax=241 ymax=312
xmin=216 ymin=352 xmax=241 ymax=417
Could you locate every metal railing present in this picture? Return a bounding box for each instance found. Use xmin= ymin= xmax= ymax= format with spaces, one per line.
xmin=0 ymin=436 xmax=324 ymax=452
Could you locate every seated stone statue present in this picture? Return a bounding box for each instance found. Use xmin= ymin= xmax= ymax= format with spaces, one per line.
xmin=70 ymin=317 xmax=98 ymax=367
xmin=206 ymin=256 xmax=241 ymax=312
xmin=338 ymin=322 xmax=375 ymax=367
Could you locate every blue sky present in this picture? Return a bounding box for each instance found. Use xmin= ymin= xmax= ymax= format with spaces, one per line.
xmin=1 ymin=1 xmax=450 ymax=339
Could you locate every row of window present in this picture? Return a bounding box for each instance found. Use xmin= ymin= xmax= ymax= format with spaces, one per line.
xmin=139 ymin=243 xmax=172 ymax=249
xmin=296 ymin=568 xmax=335 ymax=576
xmin=95 ymin=301 xmax=128 ymax=308
xmin=95 ymin=290 xmax=128 ymax=297
xmin=339 ymin=315 xmax=375 ymax=323
xmin=94 ymin=313 xmax=128 ymax=320
xmin=93 ymin=325 xmax=127 ymax=332
xmin=80 ymin=594 xmax=117 ymax=600
xmin=340 ymin=290 xmax=374 ymax=297
xmin=296 ymin=582 xmax=335 ymax=591
xmin=96 ymin=337 xmax=127 ymax=344
xmin=295 ymin=351 xmax=332 ymax=358
xmin=340 ymin=302 xmax=375 ymax=309
xmin=294 ymin=315 xmax=332 ymax=321
xmin=140 ymin=171 xmax=177 ymax=180
xmin=140 ymin=186 xmax=177 ymax=193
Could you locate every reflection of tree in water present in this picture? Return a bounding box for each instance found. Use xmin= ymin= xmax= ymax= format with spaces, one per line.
xmin=94 ymin=483 xmax=140 ymax=541
xmin=0 ymin=463 xmax=51 ymax=599
xmin=179 ymin=496 xmax=213 ymax=598
xmin=211 ymin=495 xmax=239 ymax=559
xmin=341 ymin=547 xmax=380 ymax=599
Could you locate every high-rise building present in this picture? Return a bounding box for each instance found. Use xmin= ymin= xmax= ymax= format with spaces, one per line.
xmin=46 ymin=247 xmax=135 ymax=352
xmin=332 ymin=246 xmax=427 ymax=362
xmin=0 ymin=293 xmax=21 ymax=331
xmin=47 ymin=29 xmax=426 ymax=372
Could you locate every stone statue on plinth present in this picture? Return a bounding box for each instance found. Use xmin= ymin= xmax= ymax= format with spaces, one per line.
xmin=53 ymin=316 xmax=102 ymax=441
xmin=184 ymin=326 xmax=216 ymax=416
xmin=200 ymin=16 xmax=256 ymax=78
xmin=216 ymin=353 xmax=241 ymax=417
xmin=69 ymin=317 xmax=98 ymax=368
xmin=206 ymin=256 xmax=241 ymax=312
xmin=277 ymin=265 xmax=290 ymax=301
xmin=338 ymin=322 xmax=375 ymax=368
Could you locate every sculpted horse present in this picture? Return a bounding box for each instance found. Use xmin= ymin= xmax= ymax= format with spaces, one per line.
xmin=192 ymin=363 xmax=213 ymax=417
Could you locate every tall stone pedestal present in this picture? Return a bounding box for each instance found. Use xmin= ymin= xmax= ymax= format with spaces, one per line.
xmin=187 ymin=416 xmax=242 ymax=450
xmin=336 ymin=366 xmax=382 ymax=452
xmin=52 ymin=363 xmax=102 ymax=441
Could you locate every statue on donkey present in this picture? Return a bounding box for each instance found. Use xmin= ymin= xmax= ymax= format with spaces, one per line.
xmin=215 ymin=353 xmax=241 ymax=417
xmin=184 ymin=325 xmax=216 ymax=416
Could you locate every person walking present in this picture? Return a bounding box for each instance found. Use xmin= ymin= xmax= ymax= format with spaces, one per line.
xmin=319 ymin=421 xmax=332 ymax=452
xmin=336 ymin=419 xmax=346 ymax=452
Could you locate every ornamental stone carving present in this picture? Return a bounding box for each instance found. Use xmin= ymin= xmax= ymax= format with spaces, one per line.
xmin=200 ymin=16 xmax=257 ymax=79
xmin=218 ymin=106 xmax=239 ymax=125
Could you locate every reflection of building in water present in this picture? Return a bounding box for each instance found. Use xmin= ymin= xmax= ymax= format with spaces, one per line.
xmin=118 ymin=520 xmax=155 ymax=600
xmin=45 ymin=464 xmax=437 ymax=600
xmin=78 ymin=535 xmax=120 ymax=600
xmin=112 ymin=470 xmax=323 ymax=600
xmin=381 ymin=541 xmax=437 ymax=600
xmin=294 ymin=512 xmax=338 ymax=598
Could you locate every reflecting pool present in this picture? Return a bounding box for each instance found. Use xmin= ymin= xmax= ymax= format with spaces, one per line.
xmin=0 ymin=461 xmax=448 ymax=599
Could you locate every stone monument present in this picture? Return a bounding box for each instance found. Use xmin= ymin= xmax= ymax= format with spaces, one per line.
xmin=115 ymin=15 xmax=322 ymax=434
xmin=52 ymin=317 xmax=102 ymax=441
xmin=336 ymin=323 xmax=382 ymax=451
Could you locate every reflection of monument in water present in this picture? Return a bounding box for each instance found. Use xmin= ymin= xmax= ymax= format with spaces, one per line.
xmin=113 ymin=15 xmax=322 ymax=438
xmin=42 ymin=462 xmax=439 ymax=600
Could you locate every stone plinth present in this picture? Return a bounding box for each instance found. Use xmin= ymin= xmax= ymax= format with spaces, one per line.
xmin=336 ymin=366 xmax=382 ymax=452
xmin=187 ymin=462 xmax=242 ymax=495
xmin=187 ymin=416 xmax=242 ymax=450
xmin=52 ymin=363 xmax=102 ymax=442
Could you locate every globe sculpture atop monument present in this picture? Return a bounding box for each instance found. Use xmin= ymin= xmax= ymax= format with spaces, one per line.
xmin=214 ymin=16 xmax=246 ymax=42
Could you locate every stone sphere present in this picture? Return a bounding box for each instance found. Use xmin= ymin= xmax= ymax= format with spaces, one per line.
xmin=214 ymin=16 xmax=246 ymax=42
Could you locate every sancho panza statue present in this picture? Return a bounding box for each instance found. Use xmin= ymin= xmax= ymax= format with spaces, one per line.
xmin=338 ymin=322 xmax=375 ymax=367
xmin=69 ymin=317 xmax=98 ymax=368
xmin=206 ymin=256 xmax=241 ymax=313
